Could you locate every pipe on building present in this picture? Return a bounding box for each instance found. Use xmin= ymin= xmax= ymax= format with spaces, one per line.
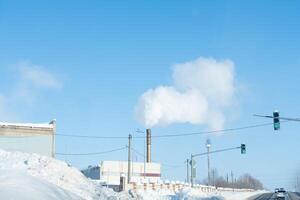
xmin=49 ymin=119 xmax=56 ymax=158
xmin=146 ymin=129 xmax=151 ymax=163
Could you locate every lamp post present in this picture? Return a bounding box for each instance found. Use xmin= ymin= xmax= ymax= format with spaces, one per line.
xmin=206 ymin=139 xmax=211 ymax=186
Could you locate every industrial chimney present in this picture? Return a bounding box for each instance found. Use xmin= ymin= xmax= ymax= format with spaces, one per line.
xmin=146 ymin=129 xmax=151 ymax=163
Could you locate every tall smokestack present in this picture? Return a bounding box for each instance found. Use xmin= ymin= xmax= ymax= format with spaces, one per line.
xmin=146 ymin=129 xmax=151 ymax=163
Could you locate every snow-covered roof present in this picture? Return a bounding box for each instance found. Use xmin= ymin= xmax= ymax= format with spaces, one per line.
xmin=0 ymin=121 xmax=55 ymax=129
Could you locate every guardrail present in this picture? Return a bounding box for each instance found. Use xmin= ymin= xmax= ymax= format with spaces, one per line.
xmin=125 ymin=181 xmax=254 ymax=193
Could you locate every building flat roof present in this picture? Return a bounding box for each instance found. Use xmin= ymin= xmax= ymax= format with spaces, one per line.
xmin=0 ymin=121 xmax=54 ymax=129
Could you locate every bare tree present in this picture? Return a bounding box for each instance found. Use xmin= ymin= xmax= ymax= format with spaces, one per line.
xmin=201 ymin=170 xmax=264 ymax=190
xmin=235 ymin=174 xmax=264 ymax=190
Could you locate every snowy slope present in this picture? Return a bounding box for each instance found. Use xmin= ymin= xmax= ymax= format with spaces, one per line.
xmin=133 ymin=188 xmax=263 ymax=200
xmin=0 ymin=149 xmax=131 ymax=200
xmin=220 ymin=190 xmax=265 ymax=200
xmin=0 ymin=149 xmax=260 ymax=200
xmin=134 ymin=189 xmax=223 ymax=200
xmin=0 ymin=170 xmax=82 ymax=200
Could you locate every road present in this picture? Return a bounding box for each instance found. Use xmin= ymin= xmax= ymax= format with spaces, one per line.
xmin=252 ymin=192 xmax=300 ymax=200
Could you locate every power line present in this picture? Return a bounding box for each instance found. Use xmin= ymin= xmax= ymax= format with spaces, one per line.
xmin=162 ymin=165 xmax=186 ymax=171
xmin=193 ymin=146 xmax=241 ymax=157
xmin=56 ymin=134 xmax=128 ymax=139
xmin=128 ymin=146 xmax=185 ymax=168
xmin=0 ymin=121 xmax=289 ymax=140
xmin=53 ymin=121 xmax=284 ymax=139
xmin=129 ymin=146 xmax=145 ymax=158
xmin=56 ymin=146 xmax=127 ymax=156
xmin=149 ymin=122 xmax=282 ymax=138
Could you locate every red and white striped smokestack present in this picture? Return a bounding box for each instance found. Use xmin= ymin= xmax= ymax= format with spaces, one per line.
xmin=146 ymin=128 xmax=151 ymax=163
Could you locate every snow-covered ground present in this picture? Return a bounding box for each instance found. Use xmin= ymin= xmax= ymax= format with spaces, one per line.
xmin=133 ymin=188 xmax=264 ymax=200
xmin=0 ymin=170 xmax=82 ymax=200
xmin=0 ymin=149 xmax=262 ymax=200
xmin=0 ymin=149 xmax=130 ymax=200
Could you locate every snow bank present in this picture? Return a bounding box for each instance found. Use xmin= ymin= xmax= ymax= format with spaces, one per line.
xmin=173 ymin=188 xmax=223 ymax=200
xmin=0 ymin=170 xmax=82 ymax=200
xmin=219 ymin=190 xmax=266 ymax=200
xmin=133 ymin=187 xmax=263 ymax=200
xmin=133 ymin=189 xmax=175 ymax=200
xmin=0 ymin=149 xmax=131 ymax=200
xmin=172 ymin=188 xmax=265 ymax=200
xmin=0 ymin=149 xmax=262 ymax=200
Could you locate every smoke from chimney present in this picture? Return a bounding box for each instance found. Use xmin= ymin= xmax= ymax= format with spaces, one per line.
xmin=135 ymin=57 xmax=238 ymax=130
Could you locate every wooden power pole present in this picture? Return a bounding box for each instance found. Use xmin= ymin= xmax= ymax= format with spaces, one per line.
xmin=127 ymin=134 xmax=132 ymax=184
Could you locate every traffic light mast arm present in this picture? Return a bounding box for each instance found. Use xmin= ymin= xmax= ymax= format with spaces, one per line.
xmin=192 ymin=146 xmax=241 ymax=158
xmin=254 ymin=114 xmax=300 ymax=122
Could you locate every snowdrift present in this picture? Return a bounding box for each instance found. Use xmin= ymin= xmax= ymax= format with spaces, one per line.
xmin=134 ymin=188 xmax=262 ymax=200
xmin=0 ymin=170 xmax=82 ymax=200
xmin=0 ymin=149 xmax=129 ymax=200
xmin=0 ymin=149 xmax=262 ymax=200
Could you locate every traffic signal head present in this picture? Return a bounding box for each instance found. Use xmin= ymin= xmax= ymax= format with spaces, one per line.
xmin=241 ymin=144 xmax=246 ymax=154
xmin=273 ymin=110 xmax=280 ymax=130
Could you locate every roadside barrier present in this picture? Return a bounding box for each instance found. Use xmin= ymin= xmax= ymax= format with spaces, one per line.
xmin=127 ymin=181 xmax=254 ymax=193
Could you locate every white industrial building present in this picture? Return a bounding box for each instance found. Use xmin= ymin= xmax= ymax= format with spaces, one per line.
xmin=0 ymin=120 xmax=56 ymax=157
xmin=82 ymin=129 xmax=162 ymax=189
xmin=82 ymin=160 xmax=161 ymax=186
xmin=82 ymin=129 xmax=161 ymax=190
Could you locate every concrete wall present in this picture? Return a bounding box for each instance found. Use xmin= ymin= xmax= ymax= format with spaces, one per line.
xmin=0 ymin=121 xmax=56 ymax=157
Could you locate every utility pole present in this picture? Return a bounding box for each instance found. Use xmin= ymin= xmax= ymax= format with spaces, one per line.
xmin=231 ymin=171 xmax=234 ymax=188
xmin=50 ymin=119 xmax=56 ymax=158
xmin=206 ymin=139 xmax=211 ymax=186
xmin=212 ymin=169 xmax=215 ymax=187
xmin=296 ymin=176 xmax=299 ymax=192
xmin=190 ymin=154 xmax=194 ymax=187
xmin=234 ymin=177 xmax=237 ymax=190
xmin=226 ymin=173 xmax=229 ymax=184
xmin=127 ymin=134 xmax=132 ymax=184
xmin=186 ymin=159 xmax=190 ymax=183
xmin=189 ymin=144 xmax=245 ymax=188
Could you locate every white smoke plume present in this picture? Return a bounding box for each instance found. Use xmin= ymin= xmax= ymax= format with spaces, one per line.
xmin=135 ymin=57 xmax=237 ymax=129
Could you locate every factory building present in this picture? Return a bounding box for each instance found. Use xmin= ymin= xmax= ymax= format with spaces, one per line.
xmin=82 ymin=161 xmax=161 ymax=186
xmin=0 ymin=120 xmax=56 ymax=157
xmin=82 ymin=129 xmax=161 ymax=189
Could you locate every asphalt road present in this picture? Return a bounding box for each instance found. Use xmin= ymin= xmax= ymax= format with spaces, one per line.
xmin=252 ymin=192 xmax=300 ymax=200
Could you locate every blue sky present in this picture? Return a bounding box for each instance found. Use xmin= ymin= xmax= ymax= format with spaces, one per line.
xmin=1 ymin=0 xmax=300 ymax=190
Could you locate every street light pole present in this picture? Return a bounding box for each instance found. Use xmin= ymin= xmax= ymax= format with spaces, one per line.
xmin=206 ymin=139 xmax=211 ymax=186
xmin=190 ymin=144 xmax=244 ymax=188
xmin=190 ymin=154 xmax=194 ymax=187
xmin=128 ymin=134 xmax=132 ymax=184
xmin=186 ymin=159 xmax=190 ymax=183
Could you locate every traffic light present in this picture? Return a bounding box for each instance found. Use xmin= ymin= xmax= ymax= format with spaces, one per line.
xmin=273 ymin=110 xmax=280 ymax=130
xmin=241 ymin=144 xmax=246 ymax=154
